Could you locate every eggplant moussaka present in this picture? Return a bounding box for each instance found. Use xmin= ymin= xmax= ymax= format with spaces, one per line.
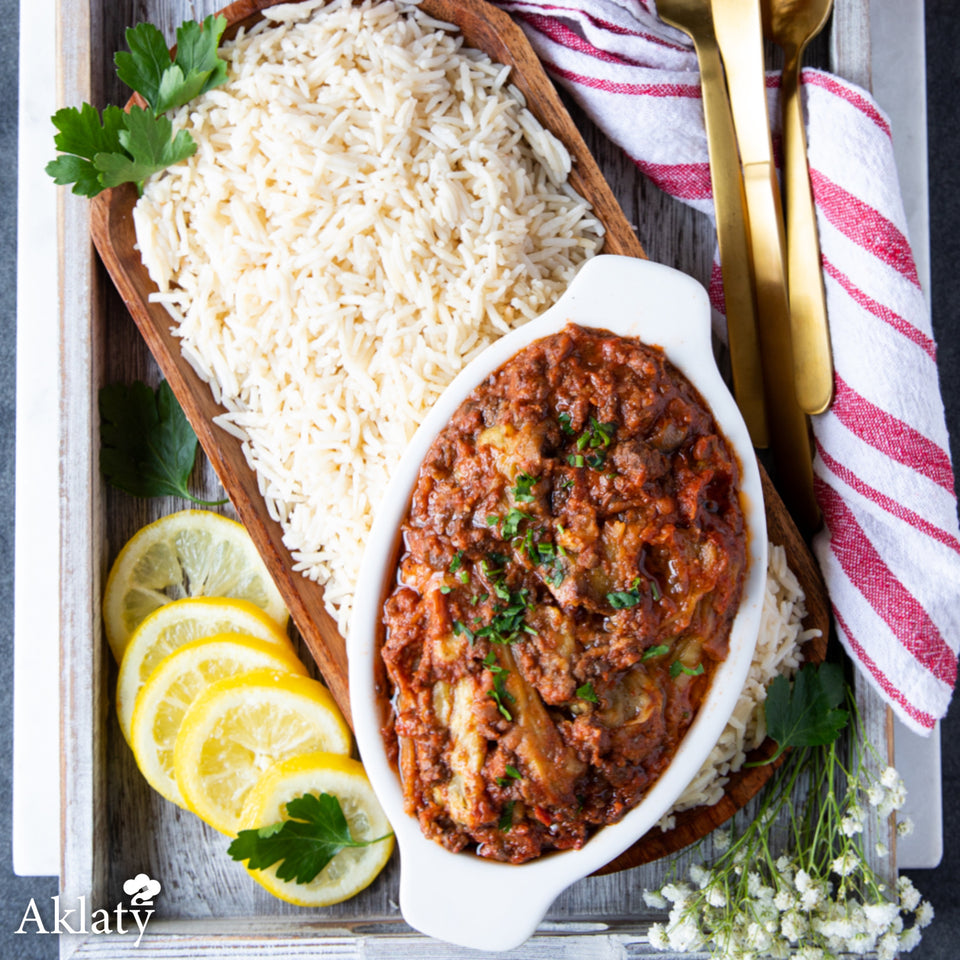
xmin=379 ymin=324 xmax=747 ymax=863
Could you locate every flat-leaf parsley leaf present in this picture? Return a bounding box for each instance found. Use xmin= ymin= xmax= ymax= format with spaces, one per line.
xmin=48 ymin=15 xmax=228 ymax=197
xmin=754 ymin=661 xmax=850 ymax=766
xmin=228 ymin=793 xmax=392 ymax=885
xmin=99 ymin=379 xmax=227 ymax=505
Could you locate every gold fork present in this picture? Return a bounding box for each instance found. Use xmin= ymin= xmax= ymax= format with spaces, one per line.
xmin=657 ymin=0 xmax=769 ymax=449
xmin=712 ymin=0 xmax=820 ymax=533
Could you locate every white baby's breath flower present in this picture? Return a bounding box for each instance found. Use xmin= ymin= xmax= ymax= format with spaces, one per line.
xmin=690 ymin=862 xmax=711 ymax=888
xmin=661 ymin=881 xmax=693 ymax=907
xmin=774 ymin=888 xmax=796 ymax=912
xmin=780 ymin=910 xmax=805 ymax=943
xmin=801 ymin=884 xmax=823 ymax=911
xmin=666 ymin=916 xmax=702 ymax=952
xmin=796 ymin=948 xmax=825 ymax=960
xmin=848 ymin=929 xmax=879 ymax=956
xmin=899 ymin=924 xmax=922 ymax=952
xmin=898 ymin=816 xmax=915 ymax=837
xmin=831 ymin=850 xmax=859 ymax=877
xmin=878 ymin=779 xmax=907 ymax=817
xmin=916 ymin=900 xmax=935 ymax=928
xmin=746 ymin=920 xmax=772 ymax=952
xmin=864 ymin=900 xmax=900 ymax=928
xmin=747 ymin=872 xmax=773 ymax=900
xmin=875 ymin=840 xmax=889 ymax=857
xmin=866 ymin=782 xmax=885 ymax=806
xmin=706 ymin=885 xmax=727 ymax=908
xmin=877 ymin=931 xmax=900 ymax=960
xmin=794 ymin=869 xmax=813 ymax=893
xmin=648 ymin=922 xmax=669 ymax=949
xmin=880 ymin=766 xmax=900 ymax=789
xmin=898 ymin=876 xmax=922 ymax=912
xmin=713 ymin=828 xmax=731 ymax=853
xmin=642 ymin=888 xmax=667 ymax=910
xmin=841 ymin=814 xmax=863 ymax=837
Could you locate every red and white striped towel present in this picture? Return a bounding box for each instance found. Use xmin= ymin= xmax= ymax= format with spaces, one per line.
xmin=494 ymin=0 xmax=960 ymax=734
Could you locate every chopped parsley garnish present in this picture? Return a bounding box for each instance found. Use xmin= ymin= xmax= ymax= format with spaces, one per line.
xmin=576 ymin=416 xmax=616 ymax=451
xmin=586 ymin=452 xmax=606 ymax=469
xmin=502 ymin=509 xmax=530 ymax=538
xmin=576 ymin=682 xmax=598 ymax=703
xmin=607 ymin=577 xmax=654 ymax=609
xmin=476 ymin=588 xmax=535 ymax=645
xmin=452 ymin=620 xmax=475 ymax=643
xmin=545 ymin=567 xmax=565 ymax=588
xmin=449 ymin=550 xmax=464 ymax=573
xmin=559 ymin=476 xmax=575 ymax=490
xmin=642 ymin=644 xmax=671 ymax=661
xmin=499 ymin=800 xmax=516 ymax=831
xmin=558 ymin=411 xmax=575 ymax=435
xmin=607 ymin=587 xmax=643 ymax=609
xmin=457 ymin=569 xmax=470 ymax=584
xmin=496 ymin=765 xmax=522 ymax=787
xmin=512 ymin=473 xmax=537 ymax=503
xmin=670 ymin=660 xmax=705 ymax=679
xmin=567 ymin=453 xmax=585 ymax=468
xmin=484 ymin=652 xmax=515 ymax=720
xmin=440 ymin=585 xmax=452 ymax=595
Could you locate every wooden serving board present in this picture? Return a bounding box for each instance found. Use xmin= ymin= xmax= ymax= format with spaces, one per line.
xmin=60 ymin=0 xmax=892 ymax=954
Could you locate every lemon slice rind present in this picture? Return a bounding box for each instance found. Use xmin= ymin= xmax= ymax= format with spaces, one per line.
xmin=116 ymin=595 xmax=295 ymax=744
xmin=174 ymin=671 xmax=352 ymax=836
xmin=129 ymin=635 xmax=308 ymax=807
xmin=103 ymin=510 xmax=288 ymax=662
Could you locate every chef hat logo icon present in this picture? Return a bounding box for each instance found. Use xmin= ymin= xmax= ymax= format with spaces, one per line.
xmin=122 ymin=874 xmax=162 ymax=906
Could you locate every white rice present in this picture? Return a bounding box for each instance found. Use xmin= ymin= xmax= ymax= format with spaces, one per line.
xmin=133 ymin=0 xmax=604 ymax=634
xmin=660 ymin=542 xmax=820 ymax=825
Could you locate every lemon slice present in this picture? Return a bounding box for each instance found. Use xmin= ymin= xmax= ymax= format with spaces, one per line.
xmin=129 ymin=635 xmax=308 ymax=807
xmin=116 ymin=596 xmax=295 ymax=744
xmin=238 ymin=752 xmax=394 ymax=907
xmin=174 ymin=671 xmax=352 ymax=835
xmin=103 ymin=510 xmax=288 ymax=662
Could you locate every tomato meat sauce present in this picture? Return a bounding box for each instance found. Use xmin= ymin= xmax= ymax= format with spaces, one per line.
xmin=379 ymin=324 xmax=747 ymax=863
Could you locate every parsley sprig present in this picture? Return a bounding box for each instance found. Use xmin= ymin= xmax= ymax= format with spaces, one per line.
xmin=47 ymin=16 xmax=228 ymax=197
xmin=228 ymin=793 xmax=393 ymax=885
xmin=750 ymin=661 xmax=850 ymax=766
xmin=99 ymin=379 xmax=227 ymax=505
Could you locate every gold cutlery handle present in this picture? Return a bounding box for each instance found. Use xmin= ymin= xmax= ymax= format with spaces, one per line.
xmin=742 ymin=161 xmax=820 ymax=534
xmin=696 ymin=40 xmax=768 ymax=448
xmin=782 ymin=61 xmax=834 ymax=415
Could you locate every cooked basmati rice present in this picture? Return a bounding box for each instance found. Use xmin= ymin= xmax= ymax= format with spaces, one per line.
xmin=134 ymin=0 xmax=604 ymax=634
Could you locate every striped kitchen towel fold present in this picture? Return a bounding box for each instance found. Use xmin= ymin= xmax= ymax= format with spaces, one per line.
xmin=494 ymin=0 xmax=960 ymax=734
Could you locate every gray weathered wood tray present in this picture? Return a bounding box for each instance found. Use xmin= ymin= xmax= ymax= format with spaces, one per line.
xmin=57 ymin=0 xmax=893 ymax=956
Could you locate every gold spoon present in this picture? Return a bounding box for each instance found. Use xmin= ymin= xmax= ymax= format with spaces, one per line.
xmin=764 ymin=0 xmax=835 ymax=415
xmin=656 ymin=0 xmax=769 ymax=449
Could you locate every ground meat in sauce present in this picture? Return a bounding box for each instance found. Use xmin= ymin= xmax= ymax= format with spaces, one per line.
xmin=379 ymin=324 xmax=747 ymax=864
